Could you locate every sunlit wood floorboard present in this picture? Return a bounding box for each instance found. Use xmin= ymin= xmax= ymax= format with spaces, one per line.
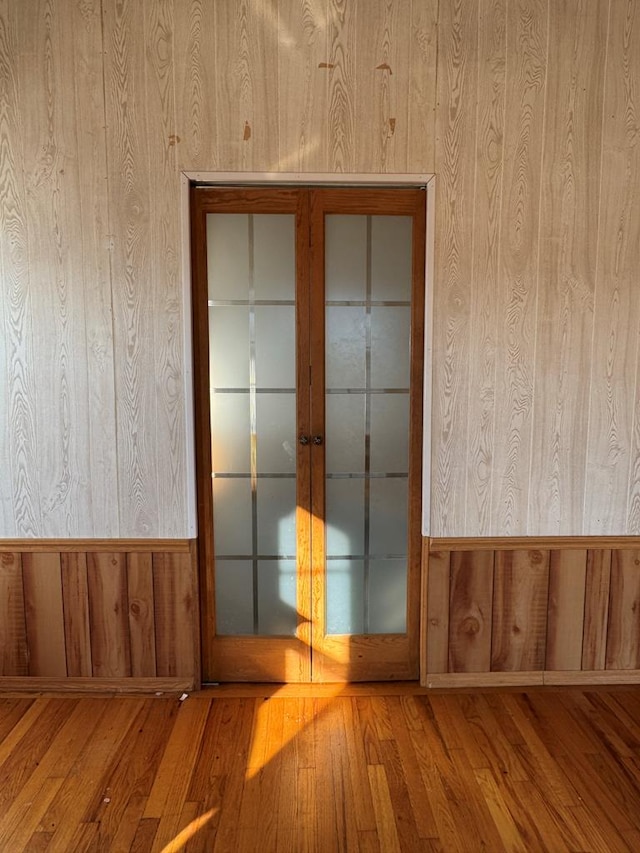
xmin=1 ymin=685 xmax=640 ymax=851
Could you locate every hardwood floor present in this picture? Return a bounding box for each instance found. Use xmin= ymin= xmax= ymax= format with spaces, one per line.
xmin=1 ymin=685 xmax=640 ymax=851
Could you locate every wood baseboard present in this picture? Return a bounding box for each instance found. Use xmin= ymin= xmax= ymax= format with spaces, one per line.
xmin=421 ymin=670 xmax=640 ymax=689
xmin=0 ymin=677 xmax=194 ymax=694
xmin=428 ymin=536 xmax=640 ymax=551
xmin=0 ymin=539 xmax=193 ymax=552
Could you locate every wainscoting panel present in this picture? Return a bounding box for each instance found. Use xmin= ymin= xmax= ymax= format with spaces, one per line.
xmin=424 ymin=538 xmax=640 ymax=687
xmin=0 ymin=542 xmax=199 ymax=691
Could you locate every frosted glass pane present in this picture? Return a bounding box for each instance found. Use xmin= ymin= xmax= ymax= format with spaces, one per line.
xmin=209 ymin=307 xmax=249 ymax=388
xmin=369 ymin=479 xmax=408 ymax=554
xmin=371 ymin=307 xmax=411 ymax=388
xmin=371 ymin=216 xmax=413 ymax=300
xmin=257 ymin=479 xmax=297 ymax=555
xmin=215 ymin=560 xmax=253 ymax=634
xmin=212 ymin=478 xmax=252 ymax=554
xmin=253 ymin=215 xmax=296 ymax=300
xmin=255 ymin=306 xmax=296 ymax=388
xmin=370 ymin=395 xmax=409 ymax=472
xmin=326 ymin=479 xmax=365 ymax=555
xmin=207 ymin=214 xmax=249 ymax=300
xmin=326 ymin=395 xmax=365 ymax=474
xmin=369 ymin=559 xmax=407 ymax=633
xmin=326 ymin=307 xmax=366 ymax=389
xmin=326 ymin=560 xmax=364 ymax=634
xmin=256 ymin=394 xmax=296 ymax=473
xmin=325 ymin=215 xmax=367 ymax=301
xmin=210 ymin=393 xmax=250 ymax=473
xmin=258 ymin=560 xmax=297 ymax=635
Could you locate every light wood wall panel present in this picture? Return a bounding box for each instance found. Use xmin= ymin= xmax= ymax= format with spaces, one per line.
xmin=424 ymin=539 xmax=640 ymax=686
xmin=0 ymin=543 xmax=198 ymax=684
xmin=2 ymin=0 xmax=639 ymax=539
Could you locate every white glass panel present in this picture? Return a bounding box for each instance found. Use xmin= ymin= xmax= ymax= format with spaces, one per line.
xmin=326 ymin=307 xmax=366 ymax=389
xmin=212 ymin=479 xmax=252 ymax=554
xmin=253 ymin=215 xmax=296 ymax=300
xmin=369 ymin=479 xmax=408 ymax=554
xmin=370 ymin=395 xmax=409 ymax=473
xmin=325 ymin=215 xmax=367 ymax=301
xmin=255 ymin=306 xmax=296 ymax=388
xmin=369 ymin=559 xmax=407 ymax=633
xmin=209 ymin=307 xmax=249 ymax=388
xmin=257 ymin=479 xmax=297 ymax=555
xmin=326 ymin=560 xmax=364 ymax=634
xmin=258 ymin=560 xmax=297 ymax=635
xmin=325 ymin=479 xmax=365 ymax=555
xmin=207 ymin=214 xmax=249 ymax=300
xmin=371 ymin=307 xmax=411 ymax=389
xmin=325 ymin=395 xmax=365 ymax=474
xmin=371 ymin=216 xmax=413 ymax=301
xmin=210 ymin=393 xmax=250 ymax=474
xmin=215 ymin=560 xmax=254 ymax=634
xmin=256 ymin=394 xmax=296 ymax=473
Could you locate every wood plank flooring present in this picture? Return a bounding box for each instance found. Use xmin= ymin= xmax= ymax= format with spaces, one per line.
xmin=1 ymin=685 xmax=640 ymax=851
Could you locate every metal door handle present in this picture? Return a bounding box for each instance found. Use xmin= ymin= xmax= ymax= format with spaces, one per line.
xmin=299 ymin=434 xmax=310 ymax=445
xmin=313 ymin=435 xmax=323 ymax=446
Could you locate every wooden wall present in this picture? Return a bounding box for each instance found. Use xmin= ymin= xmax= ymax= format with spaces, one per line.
xmin=0 ymin=542 xmax=199 ymax=689
xmin=0 ymin=0 xmax=639 ymax=539
xmin=424 ymin=539 xmax=640 ymax=686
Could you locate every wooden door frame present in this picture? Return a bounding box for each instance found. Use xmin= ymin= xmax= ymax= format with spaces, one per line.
xmin=183 ymin=172 xmax=435 ymax=683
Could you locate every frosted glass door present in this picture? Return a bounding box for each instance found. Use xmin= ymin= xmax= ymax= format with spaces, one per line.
xmin=325 ymin=215 xmax=413 ymax=634
xmin=208 ymin=212 xmax=298 ymax=636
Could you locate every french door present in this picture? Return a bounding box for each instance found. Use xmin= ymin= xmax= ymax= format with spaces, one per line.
xmin=191 ymin=186 xmax=425 ymax=682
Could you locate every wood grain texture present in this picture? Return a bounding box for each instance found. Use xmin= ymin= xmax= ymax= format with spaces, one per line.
xmin=491 ymin=549 xmax=549 ymax=671
xmin=407 ymin=0 xmax=438 ymax=170
xmin=606 ymin=549 xmax=640 ymax=670
xmin=465 ymin=0 xmax=506 ymax=534
xmin=0 ymin=552 xmax=27 ymax=676
xmin=582 ymin=548 xmax=612 ymax=670
xmin=545 ymin=549 xmax=587 ymax=671
xmin=60 ymin=552 xmax=92 ymax=677
xmin=87 ymin=553 xmax=131 ymax=678
xmin=448 ymin=550 xmax=494 ymax=672
xmin=425 ymin=550 xmax=450 ymax=676
xmin=492 ymin=0 xmax=548 ymax=534
xmin=4 ymin=688 xmax=640 ymax=850
xmin=529 ymin=0 xmax=608 ymax=534
xmin=126 ymin=552 xmax=156 ymax=677
xmin=153 ymin=552 xmax=196 ymax=678
xmin=277 ymin=0 xmax=328 ymax=171
xmin=327 ymin=0 xmax=357 ymax=172
xmin=432 ymin=0 xmax=479 ymax=534
xmin=21 ymin=553 xmax=66 ymax=677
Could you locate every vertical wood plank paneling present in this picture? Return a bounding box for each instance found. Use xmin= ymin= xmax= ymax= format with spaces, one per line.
xmin=354 ymin=0 xmax=410 ymax=173
xmin=448 ymin=551 xmax=494 ymax=672
xmin=214 ymin=0 xmax=279 ymax=172
xmin=606 ymin=549 xmax=640 ymax=670
xmin=425 ymin=551 xmax=450 ymax=674
xmin=127 ymin=552 xmax=157 ymax=677
xmin=582 ymin=548 xmax=612 ymax=671
xmin=432 ymin=0 xmax=479 ymax=536
xmin=529 ymin=0 xmax=609 ymax=534
xmin=491 ymin=549 xmax=549 ymax=671
xmin=465 ymin=0 xmax=506 ymax=534
xmin=103 ymin=0 xmax=159 ymax=537
xmin=153 ymin=552 xmax=196 ymax=678
xmin=22 ymin=553 xmax=67 ymax=677
xmin=545 ymin=550 xmax=587 ymax=671
xmin=585 ymin=0 xmax=640 ymax=534
xmin=0 ymin=552 xmax=27 ymax=676
xmin=327 ymin=0 xmax=356 ymax=172
xmin=60 ymin=552 xmax=92 ymax=677
xmin=173 ymin=0 xmax=218 ymax=171
xmin=0 ymin=0 xmax=41 ymax=537
xmin=18 ymin=0 xmax=92 ymax=536
xmin=277 ymin=0 xmax=328 ymax=172
xmin=406 ymin=0 xmax=438 ymax=172
xmin=87 ymin=553 xmax=131 ymax=677
xmin=71 ymin=0 xmax=118 ymax=536
xmin=145 ymin=0 xmax=187 ymax=538
xmin=492 ymin=0 xmax=548 ymax=535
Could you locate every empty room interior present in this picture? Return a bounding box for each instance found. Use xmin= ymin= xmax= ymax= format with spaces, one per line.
xmin=1 ymin=0 xmax=640 ymax=850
